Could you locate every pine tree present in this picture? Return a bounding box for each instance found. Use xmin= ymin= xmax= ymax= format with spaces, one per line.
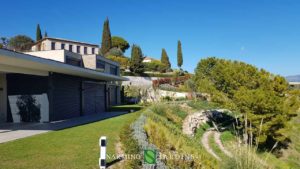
xmin=100 ymin=18 xmax=112 ymax=56
xmin=129 ymin=44 xmax=144 ymax=73
xmin=177 ymin=40 xmax=183 ymax=68
xmin=161 ymin=48 xmax=171 ymax=71
xmin=36 ymin=24 xmax=42 ymax=41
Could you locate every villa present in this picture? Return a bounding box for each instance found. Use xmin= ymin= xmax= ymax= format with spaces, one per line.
xmin=0 ymin=37 xmax=126 ymax=123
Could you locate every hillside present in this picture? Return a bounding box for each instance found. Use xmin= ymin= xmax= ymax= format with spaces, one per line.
xmin=286 ymin=75 xmax=300 ymax=82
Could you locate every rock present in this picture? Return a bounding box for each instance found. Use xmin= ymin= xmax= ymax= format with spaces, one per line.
xmin=182 ymin=110 xmax=208 ymax=136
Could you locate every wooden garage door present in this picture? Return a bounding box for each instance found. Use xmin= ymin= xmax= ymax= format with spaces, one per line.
xmin=83 ymin=82 xmax=105 ymax=115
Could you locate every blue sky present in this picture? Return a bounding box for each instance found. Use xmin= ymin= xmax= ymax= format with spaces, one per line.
xmin=1 ymin=0 xmax=300 ymax=76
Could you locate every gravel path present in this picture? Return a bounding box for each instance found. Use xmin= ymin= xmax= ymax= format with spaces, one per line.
xmin=201 ymin=130 xmax=221 ymax=161
xmin=201 ymin=130 xmax=233 ymax=161
xmin=214 ymin=132 xmax=233 ymax=158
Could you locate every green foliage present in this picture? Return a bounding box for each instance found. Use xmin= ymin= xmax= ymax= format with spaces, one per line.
xmin=0 ymin=37 xmax=9 ymax=49
xmin=194 ymin=57 xmax=300 ymax=150
xmin=100 ymin=18 xmax=112 ymax=55
xmin=107 ymin=47 xmax=123 ymax=56
xmin=8 ymin=35 xmax=34 ymax=51
xmin=144 ymin=109 xmax=218 ymax=168
xmin=143 ymin=60 xmax=165 ymax=72
xmin=161 ymin=48 xmax=171 ymax=72
xmin=177 ymin=40 xmax=183 ymax=68
xmin=106 ymin=55 xmax=129 ymax=70
xmin=129 ymin=44 xmax=144 ymax=73
xmin=120 ymin=124 xmax=142 ymax=168
xmin=111 ymin=36 xmax=130 ymax=52
xmin=36 ymin=24 xmax=42 ymax=41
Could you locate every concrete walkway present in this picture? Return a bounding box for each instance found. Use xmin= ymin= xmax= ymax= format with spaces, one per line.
xmin=0 ymin=111 xmax=128 ymax=144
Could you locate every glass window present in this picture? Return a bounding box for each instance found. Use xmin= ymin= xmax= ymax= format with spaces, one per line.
xmin=92 ymin=48 xmax=95 ymax=54
xmin=110 ymin=65 xmax=118 ymax=75
xmin=96 ymin=60 xmax=105 ymax=70
xmin=69 ymin=45 xmax=73 ymax=52
xmin=51 ymin=42 xmax=55 ymax=50
xmin=77 ymin=46 xmax=80 ymax=53
xmin=66 ymin=55 xmax=81 ymax=66
xmin=61 ymin=43 xmax=65 ymax=49
xmin=84 ymin=47 xmax=87 ymax=54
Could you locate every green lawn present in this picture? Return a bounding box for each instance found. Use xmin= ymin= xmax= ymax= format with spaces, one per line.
xmin=0 ymin=111 xmax=141 ymax=169
xmin=108 ymin=104 xmax=143 ymax=112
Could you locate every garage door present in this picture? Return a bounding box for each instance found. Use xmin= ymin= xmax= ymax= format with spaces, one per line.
xmin=52 ymin=74 xmax=81 ymax=121
xmin=83 ymin=82 xmax=106 ymax=115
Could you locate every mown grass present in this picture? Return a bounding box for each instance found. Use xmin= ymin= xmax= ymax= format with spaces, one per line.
xmin=108 ymin=104 xmax=143 ymax=112
xmin=0 ymin=112 xmax=141 ymax=169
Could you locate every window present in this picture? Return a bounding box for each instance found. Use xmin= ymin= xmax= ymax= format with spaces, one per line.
xmin=69 ymin=45 xmax=73 ymax=52
xmin=84 ymin=47 xmax=87 ymax=54
xmin=77 ymin=46 xmax=80 ymax=53
xmin=96 ymin=60 xmax=105 ymax=71
xmin=51 ymin=42 xmax=55 ymax=50
xmin=61 ymin=43 xmax=65 ymax=49
xmin=110 ymin=65 xmax=118 ymax=75
xmin=92 ymin=48 xmax=95 ymax=54
xmin=66 ymin=55 xmax=81 ymax=66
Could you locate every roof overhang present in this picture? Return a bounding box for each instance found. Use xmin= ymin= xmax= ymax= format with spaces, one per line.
xmin=0 ymin=49 xmax=128 ymax=81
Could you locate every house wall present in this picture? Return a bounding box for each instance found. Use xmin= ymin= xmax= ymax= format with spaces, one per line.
xmin=25 ymin=50 xmax=65 ymax=62
xmin=32 ymin=39 xmax=99 ymax=55
xmin=6 ymin=74 xmax=49 ymax=122
xmin=0 ymin=73 xmax=7 ymax=122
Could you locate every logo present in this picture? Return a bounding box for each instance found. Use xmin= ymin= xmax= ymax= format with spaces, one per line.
xmin=144 ymin=149 xmax=156 ymax=164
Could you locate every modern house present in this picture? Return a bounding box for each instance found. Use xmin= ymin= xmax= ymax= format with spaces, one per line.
xmin=0 ymin=38 xmax=126 ymax=123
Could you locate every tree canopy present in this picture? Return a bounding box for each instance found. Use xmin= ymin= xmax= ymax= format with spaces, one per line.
xmin=129 ymin=44 xmax=144 ymax=74
xmin=161 ymin=48 xmax=171 ymax=72
xmin=8 ymin=35 xmax=34 ymax=51
xmin=36 ymin=24 xmax=42 ymax=41
xmin=194 ymin=57 xmax=300 ymax=150
xmin=112 ymin=36 xmax=130 ymax=52
xmin=177 ymin=40 xmax=183 ymax=68
xmin=100 ymin=18 xmax=112 ymax=56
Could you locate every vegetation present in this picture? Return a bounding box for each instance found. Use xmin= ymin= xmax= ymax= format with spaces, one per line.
xmin=194 ymin=57 xmax=300 ymax=151
xmin=106 ymin=55 xmax=129 ymax=70
xmin=0 ymin=112 xmax=141 ymax=169
xmin=109 ymin=104 xmax=143 ymax=112
xmin=36 ymin=24 xmax=42 ymax=41
xmin=177 ymin=40 xmax=183 ymax=68
xmin=129 ymin=44 xmax=144 ymax=74
xmin=161 ymin=48 xmax=171 ymax=72
xmin=100 ymin=18 xmax=112 ymax=55
xmin=8 ymin=35 xmax=34 ymax=51
xmin=143 ymin=104 xmax=218 ymax=168
xmin=111 ymin=36 xmax=130 ymax=53
xmin=143 ymin=60 xmax=165 ymax=72
xmin=119 ymin=123 xmax=141 ymax=168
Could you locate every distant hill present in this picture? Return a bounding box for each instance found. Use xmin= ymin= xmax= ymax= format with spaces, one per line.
xmin=286 ymin=75 xmax=300 ymax=82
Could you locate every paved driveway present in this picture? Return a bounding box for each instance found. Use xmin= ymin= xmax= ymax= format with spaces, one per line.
xmin=0 ymin=111 xmax=128 ymax=144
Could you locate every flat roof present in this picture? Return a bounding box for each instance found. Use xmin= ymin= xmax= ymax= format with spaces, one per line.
xmin=34 ymin=37 xmax=99 ymax=47
xmin=0 ymin=49 xmax=127 ymax=81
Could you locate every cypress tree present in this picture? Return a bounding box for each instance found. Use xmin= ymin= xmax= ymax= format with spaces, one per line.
xmin=161 ymin=48 xmax=171 ymax=71
xmin=177 ymin=40 xmax=183 ymax=68
xmin=100 ymin=18 xmax=112 ymax=56
xmin=36 ymin=24 xmax=42 ymax=41
xmin=129 ymin=44 xmax=144 ymax=73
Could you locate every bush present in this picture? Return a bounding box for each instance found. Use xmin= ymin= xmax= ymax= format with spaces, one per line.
xmin=106 ymin=55 xmax=129 ymax=70
xmin=143 ymin=60 xmax=165 ymax=72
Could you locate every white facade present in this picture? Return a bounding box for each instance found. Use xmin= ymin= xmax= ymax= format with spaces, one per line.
xmin=31 ymin=38 xmax=99 ymax=55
